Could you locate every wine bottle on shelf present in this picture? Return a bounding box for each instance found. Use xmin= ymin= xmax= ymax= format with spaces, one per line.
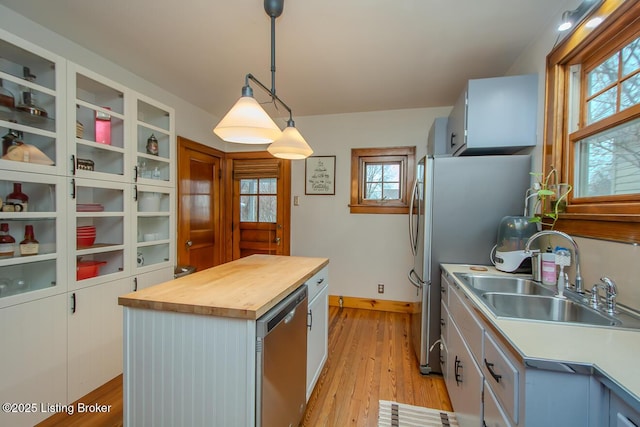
xmin=6 ymin=182 xmax=29 ymax=212
xmin=0 ymin=223 xmax=16 ymax=258
xmin=19 ymin=224 xmax=39 ymax=256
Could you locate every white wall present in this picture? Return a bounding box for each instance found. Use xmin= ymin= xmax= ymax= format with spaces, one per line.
xmin=0 ymin=4 xmax=223 ymax=150
xmin=290 ymin=107 xmax=451 ymax=302
xmin=507 ymin=0 xmax=640 ymax=309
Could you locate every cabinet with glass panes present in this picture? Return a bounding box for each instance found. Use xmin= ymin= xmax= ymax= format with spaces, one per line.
xmin=0 ymin=173 xmax=66 ymax=308
xmin=68 ymin=63 xmax=128 ymax=181
xmin=134 ymin=184 xmax=174 ymax=274
xmin=0 ymin=28 xmax=65 ymax=177
xmin=134 ymin=94 xmax=174 ymax=187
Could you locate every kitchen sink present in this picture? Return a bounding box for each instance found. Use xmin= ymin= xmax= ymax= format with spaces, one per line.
xmin=481 ymin=293 xmax=620 ymax=327
xmin=454 ymin=273 xmax=555 ymax=296
xmin=452 ymin=272 xmax=640 ymax=330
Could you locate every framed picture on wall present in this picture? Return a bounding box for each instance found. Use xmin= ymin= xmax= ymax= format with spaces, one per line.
xmin=305 ymin=155 xmax=336 ymax=195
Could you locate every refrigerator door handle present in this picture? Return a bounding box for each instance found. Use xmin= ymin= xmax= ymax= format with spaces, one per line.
xmin=408 ymin=268 xmax=423 ymax=289
xmin=408 ymin=177 xmax=419 ymax=257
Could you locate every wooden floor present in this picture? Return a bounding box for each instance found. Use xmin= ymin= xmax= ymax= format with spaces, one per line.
xmin=37 ymin=307 xmax=451 ymax=427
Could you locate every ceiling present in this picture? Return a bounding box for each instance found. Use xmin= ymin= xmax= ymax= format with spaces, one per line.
xmin=0 ymin=0 xmax=569 ymax=120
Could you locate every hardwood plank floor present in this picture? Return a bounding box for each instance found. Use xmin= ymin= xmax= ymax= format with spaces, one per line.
xmin=37 ymin=307 xmax=451 ymax=426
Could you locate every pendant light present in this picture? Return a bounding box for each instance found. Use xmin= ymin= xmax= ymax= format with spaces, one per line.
xmin=213 ymin=0 xmax=313 ymax=159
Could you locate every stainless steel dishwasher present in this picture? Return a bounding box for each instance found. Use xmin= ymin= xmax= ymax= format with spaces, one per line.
xmin=256 ymin=284 xmax=308 ymax=427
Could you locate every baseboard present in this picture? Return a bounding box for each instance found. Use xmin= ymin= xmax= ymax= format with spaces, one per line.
xmin=329 ymin=295 xmax=418 ymax=314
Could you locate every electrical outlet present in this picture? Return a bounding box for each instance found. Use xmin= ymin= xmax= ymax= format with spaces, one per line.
xmin=378 ymin=283 xmax=384 ymax=294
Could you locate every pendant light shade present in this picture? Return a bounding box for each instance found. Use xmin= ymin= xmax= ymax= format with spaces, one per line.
xmin=267 ymin=120 xmax=313 ymax=159
xmin=213 ymin=90 xmax=282 ymax=144
xmin=213 ymin=0 xmax=313 ymax=158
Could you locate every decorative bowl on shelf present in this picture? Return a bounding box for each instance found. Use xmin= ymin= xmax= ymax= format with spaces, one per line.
xmin=76 ymin=260 xmax=107 ymax=280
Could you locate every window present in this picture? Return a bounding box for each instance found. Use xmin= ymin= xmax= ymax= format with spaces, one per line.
xmin=545 ymin=1 xmax=640 ymax=243
xmin=239 ymin=178 xmax=277 ymax=222
xmin=350 ymin=146 xmax=415 ymax=214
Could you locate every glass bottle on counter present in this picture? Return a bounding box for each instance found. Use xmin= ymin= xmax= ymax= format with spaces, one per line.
xmin=19 ymin=224 xmax=39 ymax=256
xmin=0 ymin=223 xmax=16 ymax=258
xmin=6 ymin=182 xmax=29 ymax=212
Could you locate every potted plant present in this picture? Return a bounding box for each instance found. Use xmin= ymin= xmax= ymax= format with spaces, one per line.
xmin=527 ymin=167 xmax=572 ymax=229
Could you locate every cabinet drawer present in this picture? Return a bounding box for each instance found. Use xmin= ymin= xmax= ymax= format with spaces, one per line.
xmin=449 ymin=284 xmax=483 ymax=364
xmin=484 ymin=332 xmax=519 ymax=424
xmin=484 ymin=380 xmax=513 ymax=427
xmin=306 ymin=266 xmax=328 ymax=301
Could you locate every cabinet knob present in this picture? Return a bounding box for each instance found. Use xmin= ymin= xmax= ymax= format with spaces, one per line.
xmin=186 ymin=240 xmax=193 ymax=248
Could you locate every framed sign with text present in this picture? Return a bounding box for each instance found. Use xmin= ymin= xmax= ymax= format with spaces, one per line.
xmin=305 ymin=156 xmax=336 ymax=195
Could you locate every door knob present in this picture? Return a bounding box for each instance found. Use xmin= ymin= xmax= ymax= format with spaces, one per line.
xmin=186 ymin=240 xmax=193 ymax=247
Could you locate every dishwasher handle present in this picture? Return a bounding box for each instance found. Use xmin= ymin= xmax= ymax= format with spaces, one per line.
xmin=284 ymin=308 xmax=297 ymax=324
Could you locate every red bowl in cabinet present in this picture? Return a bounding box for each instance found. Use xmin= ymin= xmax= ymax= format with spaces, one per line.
xmin=77 ymin=235 xmax=96 ymax=247
xmin=77 ymin=261 xmax=107 ymax=280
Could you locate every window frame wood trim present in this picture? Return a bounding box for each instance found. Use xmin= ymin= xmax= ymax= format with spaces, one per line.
xmin=544 ymin=0 xmax=640 ymax=244
xmin=349 ymin=146 xmax=415 ymax=214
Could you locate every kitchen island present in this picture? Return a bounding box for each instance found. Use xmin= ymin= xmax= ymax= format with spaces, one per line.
xmin=118 ymin=254 xmax=329 ymax=427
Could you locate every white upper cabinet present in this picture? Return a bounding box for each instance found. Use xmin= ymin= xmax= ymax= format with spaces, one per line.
xmin=0 ymin=28 xmax=66 ymax=176
xmin=133 ymin=94 xmax=175 ymax=187
xmin=68 ymin=63 xmax=129 ymax=181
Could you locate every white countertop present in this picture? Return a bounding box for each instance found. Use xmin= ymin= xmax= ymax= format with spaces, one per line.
xmin=441 ymin=263 xmax=640 ymax=403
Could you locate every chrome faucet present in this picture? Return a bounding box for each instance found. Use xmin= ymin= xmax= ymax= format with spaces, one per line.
xmin=590 ymin=276 xmax=618 ymax=315
xmin=524 ymin=230 xmax=584 ymax=293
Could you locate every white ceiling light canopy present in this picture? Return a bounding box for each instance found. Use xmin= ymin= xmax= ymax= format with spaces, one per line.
xmin=213 ymin=0 xmax=313 ymax=159
xmin=557 ymin=0 xmax=603 ymax=32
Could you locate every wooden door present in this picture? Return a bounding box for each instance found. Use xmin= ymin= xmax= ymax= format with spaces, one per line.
xmin=226 ymin=153 xmax=290 ymax=260
xmin=177 ymin=137 xmax=224 ymax=271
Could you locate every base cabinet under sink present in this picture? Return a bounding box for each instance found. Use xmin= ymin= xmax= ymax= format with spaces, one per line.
xmin=441 ymin=269 xmax=598 ymax=427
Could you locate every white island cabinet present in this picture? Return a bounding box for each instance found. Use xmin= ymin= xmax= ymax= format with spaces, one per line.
xmin=306 ymin=265 xmax=329 ymax=400
xmin=119 ymin=255 xmax=329 ymax=427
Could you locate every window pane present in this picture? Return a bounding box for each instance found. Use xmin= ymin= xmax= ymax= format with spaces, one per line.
xmin=621 ymin=73 xmax=640 ymax=110
xmin=259 ymin=196 xmax=277 ymax=222
xmin=622 ymin=36 xmax=640 ymax=76
xmin=365 ymin=183 xmax=382 ymax=200
xmin=259 ymin=178 xmax=277 ymax=194
xmin=383 ymin=182 xmax=400 ymax=199
xmin=240 ymin=195 xmax=257 ymax=221
xmin=240 ymin=179 xmax=257 ymax=194
xmin=588 ymin=54 xmax=618 ymax=96
xmin=365 ymin=164 xmax=383 ymax=183
xmin=574 ymin=117 xmax=640 ymax=197
xmin=383 ymin=164 xmax=400 ymax=181
xmin=587 ymin=87 xmax=617 ymax=124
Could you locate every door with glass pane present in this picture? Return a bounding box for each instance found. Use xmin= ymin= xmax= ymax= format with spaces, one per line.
xmin=231 ymin=156 xmax=290 ymax=259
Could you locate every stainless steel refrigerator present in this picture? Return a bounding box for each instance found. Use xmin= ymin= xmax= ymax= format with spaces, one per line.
xmin=408 ymin=154 xmax=531 ymax=374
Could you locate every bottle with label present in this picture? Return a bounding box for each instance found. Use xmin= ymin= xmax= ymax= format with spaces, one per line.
xmin=6 ymin=182 xmax=29 ymax=212
xmin=20 ymin=224 xmax=39 ymax=256
xmin=0 ymin=223 xmax=16 ymax=258
xmin=541 ymin=246 xmax=557 ymax=286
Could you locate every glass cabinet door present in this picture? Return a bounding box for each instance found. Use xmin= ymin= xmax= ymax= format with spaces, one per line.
xmin=134 ymin=96 xmax=174 ymax=187
xmin=134 ymin=185 xmax=173 ymax=272
xmin=0 ymin=173 xmax=66 ymax=307
xmin=70 ymin=178 xmax=129 ymax=288
xmin=69 ymin=64 xmax=128 ymax=182
xmin=0 ymin=28 xmax=65 ymax=176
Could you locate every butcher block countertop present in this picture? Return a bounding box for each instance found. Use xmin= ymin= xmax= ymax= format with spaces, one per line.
xmin=118 ymin=255 xmax=329 ymax=320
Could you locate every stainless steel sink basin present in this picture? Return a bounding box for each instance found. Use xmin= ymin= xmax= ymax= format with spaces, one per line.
xmin=454 ymin=273 xmax=555 ymax=296
xmin=481 ymin=293 xmax=620 ymax=327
